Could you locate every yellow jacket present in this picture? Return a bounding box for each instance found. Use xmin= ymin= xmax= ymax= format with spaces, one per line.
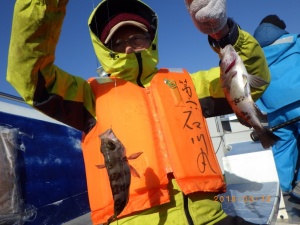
xmin=7 ymin=0 xmax=270 ymax=133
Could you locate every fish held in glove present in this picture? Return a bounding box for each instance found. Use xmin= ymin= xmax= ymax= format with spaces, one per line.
xmin=219 ymin=44 xmax=280 ymax=149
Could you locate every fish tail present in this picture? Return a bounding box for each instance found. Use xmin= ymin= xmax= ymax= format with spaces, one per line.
xmin=257 ymin=127 xmax=280 ymax=149
xmin=254 ymin=104 xmax=268 ymax=123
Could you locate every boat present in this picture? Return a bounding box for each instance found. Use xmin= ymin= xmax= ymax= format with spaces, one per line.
xmin=0 ymin=93 xmax=299 ymax=225
xmin=0 ymin=94 xmax=89 ymax=225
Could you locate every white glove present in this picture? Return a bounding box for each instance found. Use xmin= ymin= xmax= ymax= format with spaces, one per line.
xmin=185 ymin=0 xmax=227 ymax=35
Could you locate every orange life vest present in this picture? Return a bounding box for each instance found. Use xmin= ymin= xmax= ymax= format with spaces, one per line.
xmin=82 ymin=68 xmax=226 ymax=224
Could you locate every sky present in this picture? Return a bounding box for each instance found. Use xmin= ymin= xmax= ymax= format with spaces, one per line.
xmin=1 ymin=1 xmax=300 ymax=104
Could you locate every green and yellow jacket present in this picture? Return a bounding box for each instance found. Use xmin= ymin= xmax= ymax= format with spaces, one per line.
xmin=7 ymin=0 xmax=269 ymax=134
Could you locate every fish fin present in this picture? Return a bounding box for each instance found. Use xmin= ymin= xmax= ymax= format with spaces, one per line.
xmin=242 ymin=73 xmax=248 ymax=84
xmin=253 ymin=103 xmax=268 ymax=123
xmin=248 ymin=74 xmax=269 ymax=88
xmin=257 ymin=127 xmax=280 ymax=149
xmin=96 ymin=164 xmax=106 ymax=169
xmin=126 ymin=152 xmax=143 ymax=178
xmin=242 ymin=74 xmax=251 ymax=93
xmin=129 ymin=164 xmax=141 ymax=178
xmin=128 ymin=152 xmax=143 ymax=160
xmin=221 ymin=70 xmax=237 ymax=88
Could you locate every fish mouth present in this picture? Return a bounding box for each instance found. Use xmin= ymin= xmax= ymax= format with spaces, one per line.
xmin=102 ymin=128 xmax=116 ymax=139
xmin=220 ymin=44 xmax=237 ymax=74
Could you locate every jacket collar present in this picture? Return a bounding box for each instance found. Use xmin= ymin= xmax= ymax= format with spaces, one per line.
xmin=87 ymin=0 xmax=159 ymax=87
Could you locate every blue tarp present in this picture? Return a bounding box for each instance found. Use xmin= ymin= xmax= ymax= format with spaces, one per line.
xmin=0 ymin=110 xmax=90 ymax=225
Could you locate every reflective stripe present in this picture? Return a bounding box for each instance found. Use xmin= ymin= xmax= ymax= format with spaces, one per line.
xmin=168 ymin=68 xmax=184 ymax=73
xmin=271 ymin=36 xmax=294 ymax=46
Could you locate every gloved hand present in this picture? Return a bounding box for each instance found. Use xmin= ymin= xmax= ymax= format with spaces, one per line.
xmin=185 ymin=0 xmax=227 ymax=35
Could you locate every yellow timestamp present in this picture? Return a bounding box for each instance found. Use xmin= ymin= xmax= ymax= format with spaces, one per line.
xmin=214 ymin=195 xmax=271 ymax=203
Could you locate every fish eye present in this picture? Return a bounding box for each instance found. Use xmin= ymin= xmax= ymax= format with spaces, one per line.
xmin=107 ymin=140 xmax=116 ymax=150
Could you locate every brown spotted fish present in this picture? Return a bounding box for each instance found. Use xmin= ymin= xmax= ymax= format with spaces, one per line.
xmin=97 ymin=128 xmax=143 ymax=225
xmin=219 ymin=44 xmax=280 ymax=149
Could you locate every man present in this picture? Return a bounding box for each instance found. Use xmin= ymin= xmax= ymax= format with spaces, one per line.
xmin=254 ymin=15 xmax=300 ymax=200
xmin=7 ymin=0 xmax=270 ymax=224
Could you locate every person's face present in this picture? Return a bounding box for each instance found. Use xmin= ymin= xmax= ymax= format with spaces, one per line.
xmin=107 ymin=26 xmax=151 ymax=54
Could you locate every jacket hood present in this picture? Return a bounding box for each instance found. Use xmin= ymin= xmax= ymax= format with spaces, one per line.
xmin=88 ymin=0 xmax=159 ymax=87
xmin=253 ymin=23 xmax=288 ymax=48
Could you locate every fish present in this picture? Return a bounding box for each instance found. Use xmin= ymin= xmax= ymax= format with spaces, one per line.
xmin=96 ymin=128 xmax=143 ymax=225
xmin=219 ymin=44 xmax=280 ymax=149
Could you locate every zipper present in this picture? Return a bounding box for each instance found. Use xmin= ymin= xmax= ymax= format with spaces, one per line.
xmin=135 ymin=52 xmax=144 ymax=88
xmin=135 ymin=52 xmax=192 ymax=224
xmin=183 ymin=193 xmax=194 ymax=225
